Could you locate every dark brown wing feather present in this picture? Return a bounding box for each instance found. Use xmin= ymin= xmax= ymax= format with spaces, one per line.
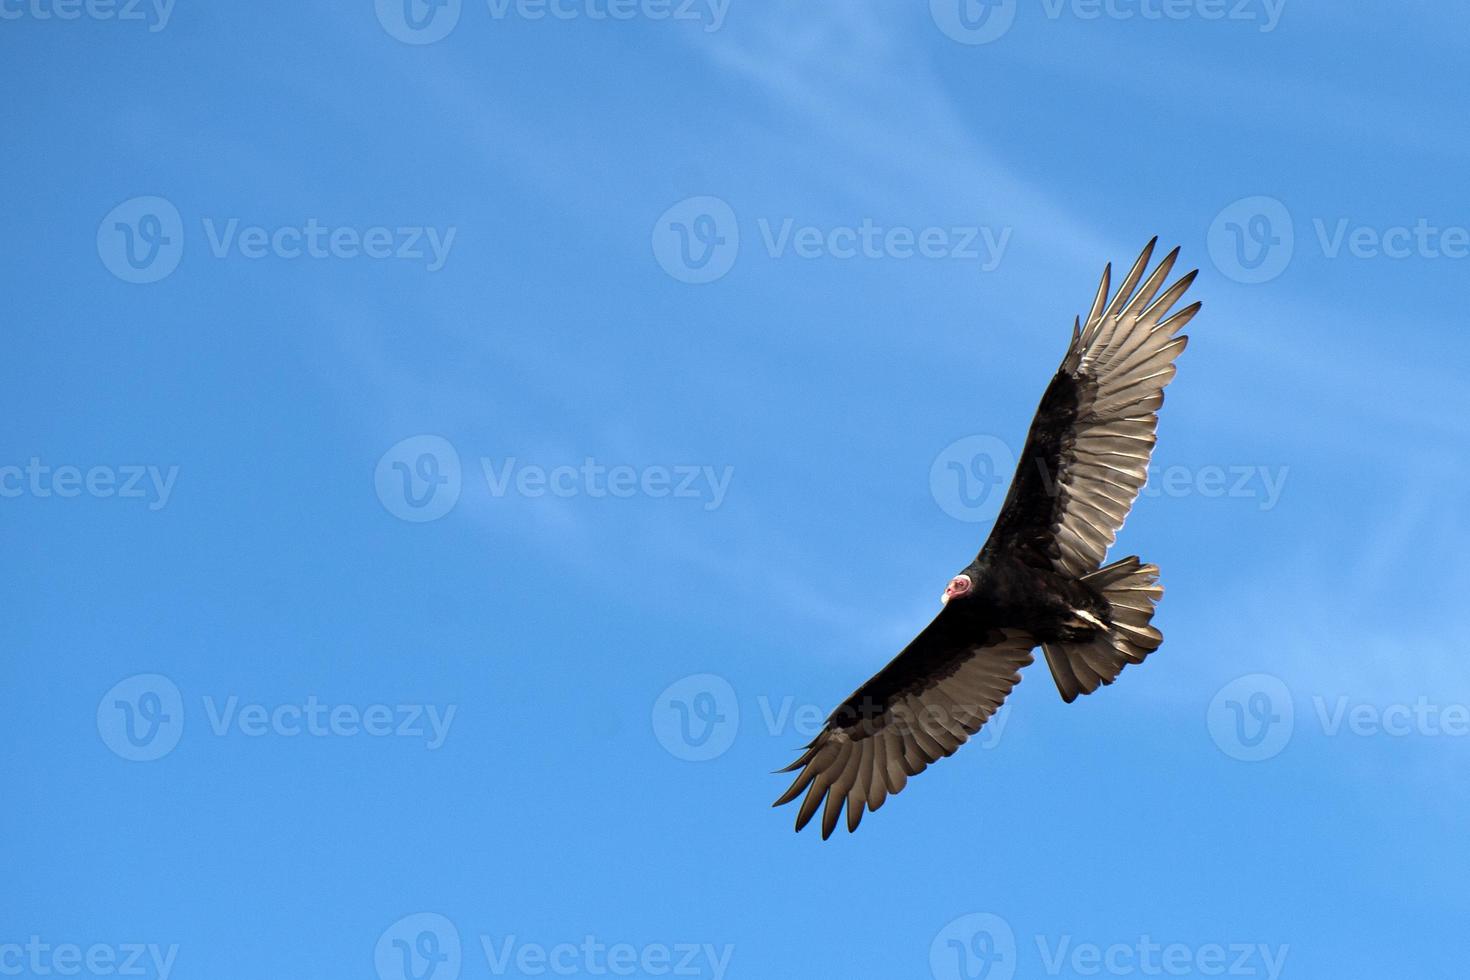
xmin=773 ymin=604 xmax=1034 ymax=838
xmin=982 ymin=238 xmax=1199 ymax=575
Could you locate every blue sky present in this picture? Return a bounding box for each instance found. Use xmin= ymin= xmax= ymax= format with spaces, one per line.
xmin=4 ymin=2 xmax=1468 ymax=978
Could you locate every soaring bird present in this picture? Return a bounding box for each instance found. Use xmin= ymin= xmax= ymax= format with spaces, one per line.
xmin=774 ymin=239 xmax=1200 ymax=838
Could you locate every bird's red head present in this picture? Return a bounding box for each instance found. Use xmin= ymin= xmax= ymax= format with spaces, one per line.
xmin=941 ymin=574 xmax=973 ymax=605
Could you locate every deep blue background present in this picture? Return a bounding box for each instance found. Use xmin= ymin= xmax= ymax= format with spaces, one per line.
xmin=3 ymin=2 xmax=1466 ymax=978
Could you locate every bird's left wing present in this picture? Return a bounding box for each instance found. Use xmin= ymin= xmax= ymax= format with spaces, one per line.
xmin=773 ymin=606 xmax=1034 ymax=838
xmin=982 ymin=239 xmax=1200 ymax=577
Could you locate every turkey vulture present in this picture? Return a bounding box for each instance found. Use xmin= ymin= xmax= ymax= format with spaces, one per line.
xmin=774 ymin=239 xmax=1200 ymax=838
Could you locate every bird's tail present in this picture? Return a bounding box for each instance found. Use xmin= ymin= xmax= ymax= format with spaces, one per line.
xmin=1042 ymin=557 xmax=1164 ymax=704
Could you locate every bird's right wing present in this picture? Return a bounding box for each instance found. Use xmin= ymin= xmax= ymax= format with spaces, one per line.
xmin=773 ymin=606 xmax=1034 ymax=838
xmin=982 ymin=239 xmax=1200 ymax=577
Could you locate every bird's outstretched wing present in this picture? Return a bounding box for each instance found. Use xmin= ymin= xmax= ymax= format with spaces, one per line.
xmin=773 ymin=605 xmax=1034 ymax=838
xmin=982 ymin=239 xmax=1199 ymax=577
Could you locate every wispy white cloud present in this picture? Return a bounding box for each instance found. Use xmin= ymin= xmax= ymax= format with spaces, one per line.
xmin=689 ymin=5 xmax=1118 ymax=268
xmin=988 ymin=14 xmax=1470 ymax=160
